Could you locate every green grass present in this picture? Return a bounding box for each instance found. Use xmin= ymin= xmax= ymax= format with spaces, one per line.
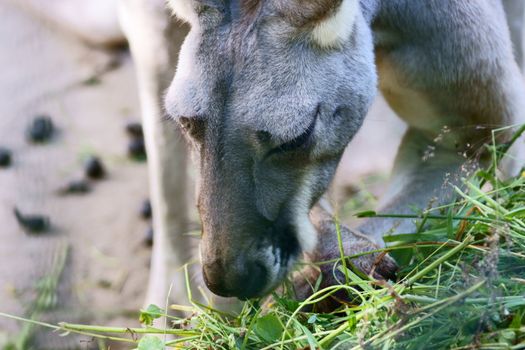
xmin=1 ymin=126 xmax=525 ymax=350
xmin=1 ymin=243 xmax=69 ymax=350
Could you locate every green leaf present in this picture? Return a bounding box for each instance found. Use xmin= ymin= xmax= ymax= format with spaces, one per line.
xmin=254 ymin=314 xmax=284 ymax=343
xmin=338 ymin=265 xmax=374 ymax=291
xmin=138 ymin=335 xmax=164 ymax=350
xmin=383 ymin=228 xmax=449 ymax=243
xmin=510 ymin=310 xmax=523 ymax=330
xmin=506 ymin=207 xmax=525 ymax=218
xmin=139 ymin=304 xmax=164 ymax=326
xmin=299 ymin=324 xmax=318 ymax=349
xmin=446 ymin=207 xmax=454 ymax=238
xmin=279 ymin=298 xmax=301 ymax=312
xmin=476 ymin=169 xmax=496 ymax=186
xmin=355 ymin=210 xmax=377 ymax=218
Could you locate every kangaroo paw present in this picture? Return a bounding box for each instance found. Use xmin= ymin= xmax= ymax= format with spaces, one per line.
xmin=292 ymin=216 xmax=397 ymax=312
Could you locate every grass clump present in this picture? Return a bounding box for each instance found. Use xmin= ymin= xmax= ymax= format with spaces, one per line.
xmin=62 ymin=166 xmax=524 ymax=350
xmin=170 ymin=165 xmax=524 ymax=350
xmin=1 ymin=128 xmax=525 ymax=350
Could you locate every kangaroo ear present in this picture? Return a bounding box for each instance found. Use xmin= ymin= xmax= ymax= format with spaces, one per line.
xmin=167 ymin=0 xmax=225 ymax=24
xmin=167 ymin=0 xmax=198 ymax=23
xmin=276 ymin=0 xmax=359 ymax=48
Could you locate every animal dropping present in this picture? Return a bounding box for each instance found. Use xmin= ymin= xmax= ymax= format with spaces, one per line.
xmin=128 ymin=138 xmax=147 ymax=160
xmin=144 ymin=227 xmax=153 ymax=247
xmin=0 ymin=147 xmax=12 ymax=168
xmin=58 ymin=179 xmax=92 ymax=195
xmin=139 ymin=199 xmax=152 ymax=220
xmin=14 ymin=208 xmax=51 ymax=234
xmin=125 ymin=122 xmax=144 ymax=138
xmin=125 ymin=122 xmax=147 ymax=160
xmin=84 ymin=156 xmax=106 ymax=180
xmin=27 ymin=115 xmax=55 ymax=143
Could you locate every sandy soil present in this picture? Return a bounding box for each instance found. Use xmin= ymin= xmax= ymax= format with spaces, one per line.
xmin=0 ymin=2 xmax=404 ymax=348
xmin=0 ymin=2 xmax=153 ymax=348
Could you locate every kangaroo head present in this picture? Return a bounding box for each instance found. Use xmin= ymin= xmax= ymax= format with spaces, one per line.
xmin=165 ymin=0 xmax=377 ymax=299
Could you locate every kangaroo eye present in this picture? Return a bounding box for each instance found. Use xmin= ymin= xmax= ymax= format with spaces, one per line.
xmin=178 ymin=117 xmax=205 ymax=142
xmin=267 ymin=113 xmax=317 ymax=156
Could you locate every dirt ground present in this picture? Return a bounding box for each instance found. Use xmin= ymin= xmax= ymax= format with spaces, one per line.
xmin=0 ymin=2 xmax=153 ymax=348
xmin=0 ymin=2 xmax=405 ymax=348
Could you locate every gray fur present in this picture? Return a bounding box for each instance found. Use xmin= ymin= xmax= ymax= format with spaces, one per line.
xmin=503 ymin=0 xmax=525 ymax=67
xmin=164 ymin=0 xmax=525 ymax=299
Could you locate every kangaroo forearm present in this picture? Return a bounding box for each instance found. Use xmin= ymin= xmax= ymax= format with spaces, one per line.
xmin=357 ymin=129 xmax=481 ymax=244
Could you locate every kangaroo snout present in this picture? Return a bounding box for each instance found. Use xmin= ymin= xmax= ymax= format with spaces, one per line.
xmin=200 ymin=206 xmax=305 ymax=299
xmin=202 ymin=259 xmax=268 ymax=299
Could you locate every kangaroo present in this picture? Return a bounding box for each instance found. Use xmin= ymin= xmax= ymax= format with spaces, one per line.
xmin=5 ymin=0 xmax=524 ymax=331
xmin=154 ymin=0 xmax=525 ymax=303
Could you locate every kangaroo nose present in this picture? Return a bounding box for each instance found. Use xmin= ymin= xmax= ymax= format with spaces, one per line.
xmin=203 ymin=260 xmax=268 ymax=299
